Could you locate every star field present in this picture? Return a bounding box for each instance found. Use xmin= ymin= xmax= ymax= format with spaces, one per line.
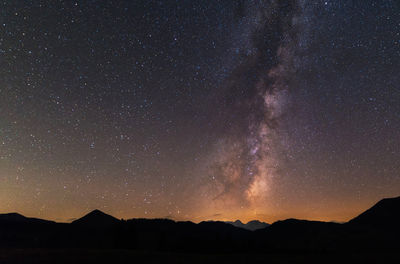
xmin=1 ymin=0 xmax=399 ymax=223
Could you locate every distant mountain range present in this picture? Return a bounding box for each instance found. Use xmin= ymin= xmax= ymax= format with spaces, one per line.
xmin=225 ymin=220 xmax=269 ymax=230
xmin=1 ymin=196 xmax=400 ymax=254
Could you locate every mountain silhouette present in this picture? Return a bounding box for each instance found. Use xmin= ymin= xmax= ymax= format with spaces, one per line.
xmin=72 ymin=209 xmax=120 ymax=227
xmin=347 ymin=196 xmax=400 ymax=229
xmin=0 ymin=195 xmax=400 ymax=261
xmin=226 ymin=219 xmax=269 ymax=231
xmin=0 ymin=212 xmax=54 ymax=224
xmin=0 ymin=213 xmax=30 ymax=222
xmin=245 ymin=220 xmax=270 ymax=231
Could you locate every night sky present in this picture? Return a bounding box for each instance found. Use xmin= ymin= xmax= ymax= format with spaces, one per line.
xmin=1 ymin=0 xmax=399 ymax=223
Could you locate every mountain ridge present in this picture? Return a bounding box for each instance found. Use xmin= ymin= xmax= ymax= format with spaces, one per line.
xmin=2 ymin=195 xmax=400 ymax=227
xmin=347 ymin=196 xmax=400 ymax=228
xmin=1 ymin=195 xmax=399 ymax=252
xmin=0 ymin=212 xmax=55 ymax=224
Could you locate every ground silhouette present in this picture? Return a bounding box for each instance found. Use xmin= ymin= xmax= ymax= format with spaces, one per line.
xmin=1 ymin=196 xmax=400 ymax=263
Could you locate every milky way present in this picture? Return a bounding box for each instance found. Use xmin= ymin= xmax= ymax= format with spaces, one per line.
xmin=195 ymin=0 xmax=307 ymax=218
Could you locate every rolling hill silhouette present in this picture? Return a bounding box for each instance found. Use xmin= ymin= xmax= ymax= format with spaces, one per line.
xmin=0 ymin=212 xmax=54 ymax=224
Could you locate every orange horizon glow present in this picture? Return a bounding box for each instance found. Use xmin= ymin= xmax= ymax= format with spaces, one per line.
xmin=0 ymin=193 xmax=388 ymax=225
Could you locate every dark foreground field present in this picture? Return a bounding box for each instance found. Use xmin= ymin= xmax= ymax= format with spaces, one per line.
xmin=0 ymin=249 xmax=399 ymax=264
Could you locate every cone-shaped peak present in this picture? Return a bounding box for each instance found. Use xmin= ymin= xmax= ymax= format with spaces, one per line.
xmin=72 ymin=209 xmax=120 ymax=227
